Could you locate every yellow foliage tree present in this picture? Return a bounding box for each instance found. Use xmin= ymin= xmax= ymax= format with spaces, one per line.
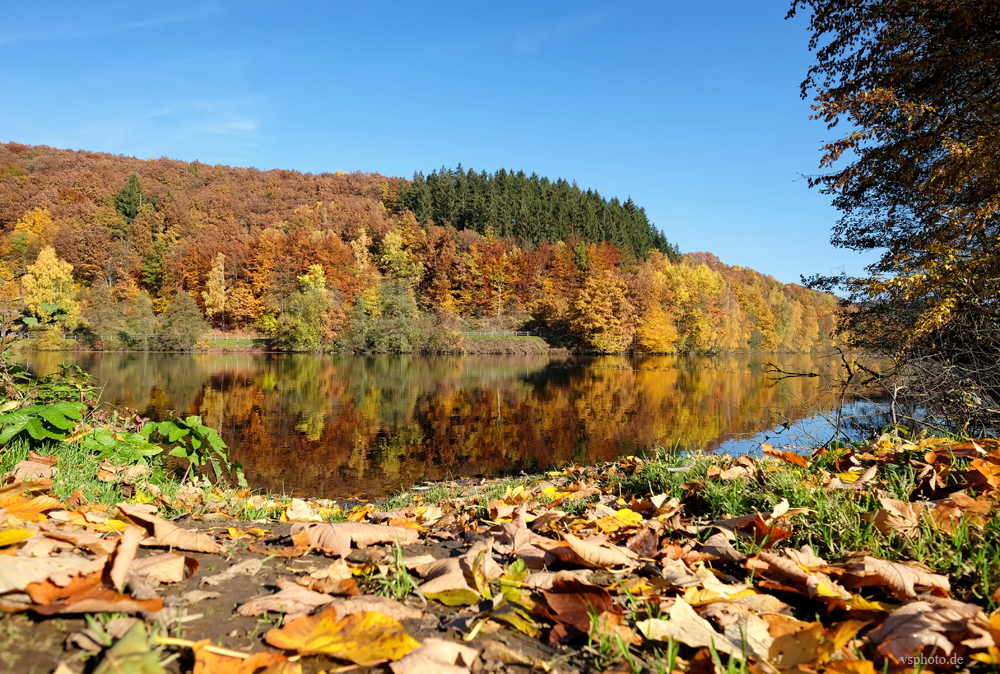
xmin=202 ymin=252 xmax=227 ymax=325
xmin=22 ymin=246 xmax=81 ymax=340
xmin=636 ymin=305 xmax=678 ymax=353
xmin=569 ymin=270 xmax=635 ymax=352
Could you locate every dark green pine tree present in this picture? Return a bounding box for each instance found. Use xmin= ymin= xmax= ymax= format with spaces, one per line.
xmin=397 ymin=165 xmax=680 ymax=259
xmin=115 ymin=174 xmax=144 ymax=224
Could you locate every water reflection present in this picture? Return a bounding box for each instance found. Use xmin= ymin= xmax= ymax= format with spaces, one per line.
xmin=24 ymin=352 xmax=876 ymax=498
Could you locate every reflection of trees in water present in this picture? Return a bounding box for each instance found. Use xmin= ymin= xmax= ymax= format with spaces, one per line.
xmin=25 ymin=351 xmax=859 ymax=498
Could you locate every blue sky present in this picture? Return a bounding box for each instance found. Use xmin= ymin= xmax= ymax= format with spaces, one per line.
xmin=0 ymin=1 xmax=877 ymax=285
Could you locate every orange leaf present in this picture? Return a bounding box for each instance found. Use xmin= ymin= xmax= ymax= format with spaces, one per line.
xmin=971 ymin=459 xmax=1000 ymax=490
xmin=0 ymin=494 xmax=63 ymax=522
xmin=27 ymin=571 xmax=162 ymax=615
xmin=762 ymin=443 xmax=809 ymax=467
xmin=192 ymin=641 xmax=292 ymax=674
xmin=266 ymin=608 xmax=420 ymax=665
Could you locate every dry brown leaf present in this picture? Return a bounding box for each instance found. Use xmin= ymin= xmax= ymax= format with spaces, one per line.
xmin=237 ymin=577 xmax=334 ymax=620
xmin=492 ymin=520 xmax=557 ymax=569
xmin=699 ymin=602 xmax=748 ymax=628
xmin=289 ymin=522 xmax=419 ymax=557
xmin=118 ymin=504 xmax=225 ymax=554
xmin=625 ymin=525 xmax=659 ymax=558
xmin=751 ymin=548 xmax=851 ymax=600
xmin=9 ymin=460 xmax=55 ymax=482
xmin=928 ymin=491 xmax=994 ymax=534
xmin=0 ymin=554 xmax=93 ymax=593
xmin=694 ymin=532 xmax=746 ymax=563
xmin=201 ymin=558 xmax=262 ymax=586
xmin=523 ymin=569 xmax=592 ymax=590
xmin=840 ymin=556 xmax=950 ymax=600
xmin=329 ymin=595 xmax=424 ymax=621
xmin=868 ymin=598 xmax=994 ymax=662
xmin=561 ymin=532 xmax=637 ymax=569
xmin=866 ymin=498 xmax=923 ymax=537
xmin=131 ymin=553 xmax=198 ymax=585
xmin=109 ymin=525 xmax=144 ymax=593
xmin=534 ymin=577 xmax=620 ymax=645
xmin=660 ymin=558 xmax=701 ymax=588
xmin=722 ymin=614 xmax=774 ymax=660
xmin=390 ymin=638 xmax=479 ymax=674
xmin=636 ymin=598 xmax=745 ymax=656
xmin=414 ymin=539 xmax=502 ymax=580
xmin=719 ymin=465 xmax=754 ymax=480
xmin=296 ymin=558 xmax=359 ymax=595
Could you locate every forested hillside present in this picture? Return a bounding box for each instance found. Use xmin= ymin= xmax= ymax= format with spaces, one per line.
xmin=0 ymin=142 xmax=838 ymax=353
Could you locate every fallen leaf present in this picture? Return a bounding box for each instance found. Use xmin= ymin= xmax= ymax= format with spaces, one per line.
xmin=9 ymin=460 xmax=55 ymax=482
xmin=390 ymin=638 xmax=479 ymax=674
xmin=868 ymin=598 xmax=994 ymax=662
xmin=118 ymin=504 xmax=225 ymax=554
xmin=329 ymin=595 xmax=424 ymax=621
xmin=561 ymin=532 xmax=636 ymax=569
xmin=722 ymin=613 xmax=774 ymax=660
xmin=762 ymin=444 xmax=809 ymax=467
xmin=297 ymin=559 xmax=359 ymax=595
xmin=109 ymin=525 xmax=145 ymax=593
xmin=626 ymin=525 xmax=659 ymax=558
xmin=266 ymin=607 xmax=420 ymax=664
xmin=131 ymin=553 xmax=199 ymax=585
xmin=0 ymin=553 xmax=93 ymax=593
xmin=67 ymin=616 xmax=139 ymax=653
xmin=237 ymin=578 xmax=334 ymax=620
xmin=866 ymin=498 xmax=923 ymax=538
xmin=289 ymin=522 xmax=419 ymax=557
xmin=971 ymin=459 xmax=1000 ymax=490
xmin=0 ymin=493 xmax=63 ymax=522
xmin=0 ymin=528 xmax=34 ymax=547
xmin=537 ymin=577 xmax=620 ymax=640
xmin=636 ymin=598 xmax=746 ymax=657
xmin=192 ymin=641 xmax=292 ymax=674
xmin=750 ymin=548 xmax=851 ymax=600
xmin=93 ymin=623 xmax=165 ymax=674
xmin=200 ymin=558 xmax=262 ymax=586
xmin=694 ymin=532 xmax=746 ymax=563
xmin=283 ymin=498 xmax=324 ymax=522
xmin=840 ymin=556 xmax=950 ymax=600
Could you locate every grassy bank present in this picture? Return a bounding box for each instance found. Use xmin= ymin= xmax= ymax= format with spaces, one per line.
xmin=459 ymin=334 xmax=550 ymax=354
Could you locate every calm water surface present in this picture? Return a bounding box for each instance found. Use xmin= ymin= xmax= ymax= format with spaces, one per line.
xmin=23 ymin=352 xmax=878 ymax=498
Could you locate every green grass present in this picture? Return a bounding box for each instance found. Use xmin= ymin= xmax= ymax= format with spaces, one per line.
xmin=206 ymin=338 xmax=268 ymax=348
xmin=0 ymin=436 xmax=186 ymax=507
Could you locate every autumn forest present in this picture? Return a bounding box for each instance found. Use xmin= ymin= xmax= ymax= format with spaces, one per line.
xmin=0 ymin=142 xmax=839 ymax=353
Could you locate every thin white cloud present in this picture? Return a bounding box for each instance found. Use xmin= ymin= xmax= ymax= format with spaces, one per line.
xmin=0 ymin=3 xmax=222 ymax=46
xmin=515 ymin=12 xmax=606 ymax=54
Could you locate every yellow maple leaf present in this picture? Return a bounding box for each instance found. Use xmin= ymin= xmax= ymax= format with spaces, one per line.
xmin=265 ymin=609 xmax=419 ymax=665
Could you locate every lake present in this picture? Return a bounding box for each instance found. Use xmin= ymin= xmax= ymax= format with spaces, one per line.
xmin=22 ymin=351 xmax=882 ymax=498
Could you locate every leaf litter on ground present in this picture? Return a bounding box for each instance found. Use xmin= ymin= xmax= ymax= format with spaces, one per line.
xmin=2 ymin=431 xmax=1000 ymax=672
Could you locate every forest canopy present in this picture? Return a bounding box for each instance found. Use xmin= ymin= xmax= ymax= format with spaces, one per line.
xmin=0 ymin=142 xmax=838 ymax=353
xmin=397 ymin=165 xmax=679 ymax=261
